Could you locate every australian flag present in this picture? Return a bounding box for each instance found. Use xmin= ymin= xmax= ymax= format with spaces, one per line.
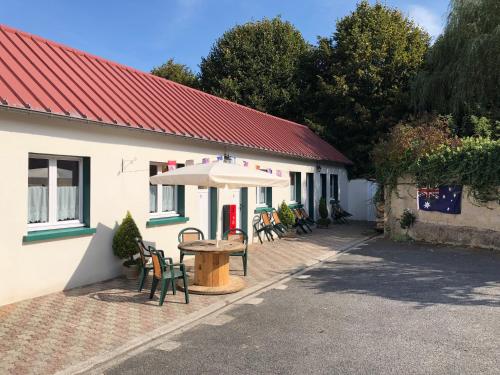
xmin=418 ymin=185 xmax=462 ymax=214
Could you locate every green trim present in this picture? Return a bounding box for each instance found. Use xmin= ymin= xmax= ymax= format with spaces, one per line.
xmin=332 ymin=174 xmax=339 ymax=202
xmin=296 ymin=172 xmax=302 ymax=203
xmin=23 ymin=227 xmax=96 ymax=243
xmin=209 ymin=187 xmax=218 ymax=240
xmin=307 ymin=173 xmax=315 ymax=220
xmin=254 ymin=206 xmax=273 ymax=213
xmin=177 ymin=185 xmax=185 ymax=216
xmin=241 ymin=188 xmax=248 ymax=234
xmin=288 ymin=203 xmax=303 ymax=209
xmin=146 ymin=216 xmax=189 ymax=227
xmin=266 ymin=187 xmax=273 ymax=207
xmin=321 ymin=173 xmax=327 ymax=199
xmin=82 ymin=157 xmax=91 ymax=226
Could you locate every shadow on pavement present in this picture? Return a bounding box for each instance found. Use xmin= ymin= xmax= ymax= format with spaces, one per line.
xmin=302 ymin=239 xmax=500 ymax=308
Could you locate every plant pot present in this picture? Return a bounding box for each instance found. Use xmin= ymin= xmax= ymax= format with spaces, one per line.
xmin=316 ymin=218 xmax=331 ymax=228
xmin=123 ymin=264 xmax=140 ymax=280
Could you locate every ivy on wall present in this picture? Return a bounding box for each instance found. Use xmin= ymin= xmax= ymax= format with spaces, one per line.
xmin=413 ymin=138 xmax=499 ymax=203
xmin=373 ymin=116 xmax=500 ymax=204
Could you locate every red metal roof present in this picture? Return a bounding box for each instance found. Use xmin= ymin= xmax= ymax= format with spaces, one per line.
xmin=0 ymin=24 xmax=351 ymax=164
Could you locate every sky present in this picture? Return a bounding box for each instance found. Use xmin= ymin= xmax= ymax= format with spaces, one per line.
xmin=0 ymin=0 xmax=450 ymax=73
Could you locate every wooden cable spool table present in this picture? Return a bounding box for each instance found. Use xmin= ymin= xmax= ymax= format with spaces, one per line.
xmin=177 ymin=240 xmax=246 ymax=295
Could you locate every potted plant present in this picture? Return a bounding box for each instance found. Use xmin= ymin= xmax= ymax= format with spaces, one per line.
xmin=316 ymin=197 xmax=331 ymax=228
xmin=113 ymin=211 xmax=142 ymax=279
xmin=277 ymin=201 xmax=296 ymax=238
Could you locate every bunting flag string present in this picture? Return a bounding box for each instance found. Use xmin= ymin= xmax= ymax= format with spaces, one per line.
xmin=167 ymin=160 xmax=177 ymax=171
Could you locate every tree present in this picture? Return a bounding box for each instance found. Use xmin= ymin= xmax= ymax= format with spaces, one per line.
xmin=413 ymin=0 xmax=500 ymax=134
xmin=200 ymin=17 xmax=309 ymax=121
xmin=151 ymin=58 xmax=199 ymax=89
xmin=302 ymin=1 xmax=430 ymax=177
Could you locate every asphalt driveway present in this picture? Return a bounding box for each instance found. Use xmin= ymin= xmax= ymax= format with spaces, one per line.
xmin=106 ymin=238 xmax=500 ymax=375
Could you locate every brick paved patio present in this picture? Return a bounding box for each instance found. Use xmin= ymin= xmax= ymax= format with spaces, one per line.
xmin=0 ymin=223 xmax=375 ymax=375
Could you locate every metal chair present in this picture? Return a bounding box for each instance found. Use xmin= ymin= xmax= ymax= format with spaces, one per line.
xmin=177 ymin=227 xmax=205 ymax=262
xmin=149 ymin=248 xmax=189 ymax=306
xmin=222 ymin=228 xmax=248 ymax=276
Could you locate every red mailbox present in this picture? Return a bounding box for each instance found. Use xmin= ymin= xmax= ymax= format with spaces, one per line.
xmin=223 ymin=204 xmax=238 ymax=234
xmin=229 ymin=204 xmax=237 ymax=230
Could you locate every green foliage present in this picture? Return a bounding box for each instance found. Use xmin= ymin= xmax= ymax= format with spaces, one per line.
xmin=373 ymin=114 xmax=461 ymax=188
xmin=400 ymin=208 xmax=416 ymax=229
xmin=374 ymin=117 xmax=500 ymax=203
xmin=152 ymin=58 xmax=199 ymax=89
xmin=470 ymin=115 xmax=500 ymax=139
xmin=413 ymin=137 xmax=500 ymax=203
xmin=413 ymin=0 xmax=500 ymax=132
xmin=112 ymin=211 xmax=142 ymax=264
xmin=318 ymin=197 xmax=329 ymax=219
xmin=277 ymin=201 xmax=295 ymax=228
xmin=301 ymin=0 xmax=430 ymax=177
xmin=200 ymin=17 xmax=309 ymax=121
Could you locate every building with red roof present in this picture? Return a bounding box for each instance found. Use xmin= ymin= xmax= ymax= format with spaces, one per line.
xmin=0 ymin=24 xmax=351 ymax=305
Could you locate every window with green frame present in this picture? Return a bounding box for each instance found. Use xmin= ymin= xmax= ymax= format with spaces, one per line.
xmin=289 ymin=172 xmax=301 ymax=203
xmin=147 ymin=162 xmax=186 ymax=227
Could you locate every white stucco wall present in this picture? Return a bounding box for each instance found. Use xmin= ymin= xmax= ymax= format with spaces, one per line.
xmin=0 ymin=110 xmax=348 ymax=306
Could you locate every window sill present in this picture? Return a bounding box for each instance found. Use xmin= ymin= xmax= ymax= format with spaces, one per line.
xmin=254 ymin=206 xmax=273 ymax=213
xmin=288 ymin=203 xmax=303 ymax=209
xmin=146 ymin=216 xmax=189 ymax=228
xmin=23 ymin=227 xmax=96 ymax=243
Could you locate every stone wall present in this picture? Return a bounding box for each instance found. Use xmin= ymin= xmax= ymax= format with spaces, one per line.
xmin=385 ymin=179 xmax=500 ymax=250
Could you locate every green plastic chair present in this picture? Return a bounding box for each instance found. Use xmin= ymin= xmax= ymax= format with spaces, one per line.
xmin=149 ymin=248 xmax=189 ymax=306
xmin=135 ymin=238 xmax=166 ymax=292
xmin=178 ymin=227 xmax=204 ymax=263
xmin=222 ymin=228 xmax=248 ymax=276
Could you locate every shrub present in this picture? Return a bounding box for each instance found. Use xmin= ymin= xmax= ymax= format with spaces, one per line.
xmin=319 ymin=197 xmax=329 ymax=219
xmin=278 ymin=201 xmax=295 ymax=228
xmin=113 ymin=211 xmax=142 ymax=266
xmin=373 ymin=115 xmax=500 ymax=203
xmin=413 ymin=137 xmax=500 ymax=202
xmin=400 ymin=209 xmax=416 ymax=229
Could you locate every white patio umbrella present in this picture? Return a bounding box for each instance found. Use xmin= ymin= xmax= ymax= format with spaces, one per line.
xmin=149 ymin=161 xmax=289 ymax=188
xmin=150 ymin=161 xmax=289 ymax=240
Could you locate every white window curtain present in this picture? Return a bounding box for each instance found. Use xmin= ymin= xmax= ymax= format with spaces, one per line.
xmin=28 ymin=186 xmax=48 ymax=223
xmin=257 ymin=187 xmax=266 ymax=205
xmin=149 ymin=185 xmax=158 ymax=213
xmin=57 ymin=186 xmax=79 ymax=221
xmin=162 ymin=185 xmax=175 ymax=212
